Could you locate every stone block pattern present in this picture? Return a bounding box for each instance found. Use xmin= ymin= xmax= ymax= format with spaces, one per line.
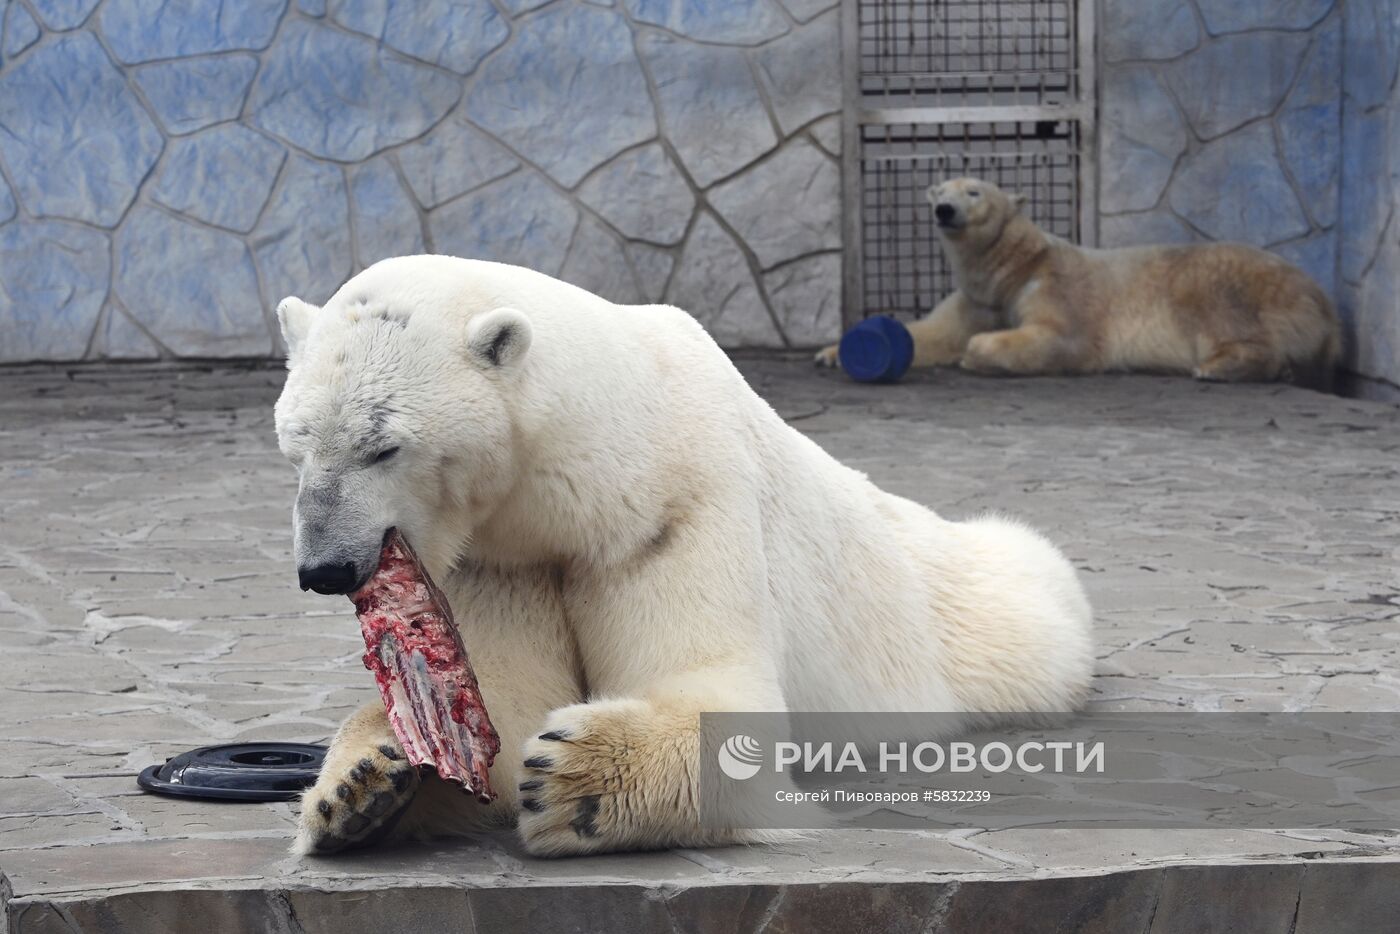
xmin=1337 ymin=0 xmax=1400 ymax=387
xmin=1097 ymin=0 xmax=1345 ymax=309
xmin=0 ymin=0 xmax=840 ymax=362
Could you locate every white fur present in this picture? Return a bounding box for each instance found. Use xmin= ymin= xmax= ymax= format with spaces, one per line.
xmin=276 ymin=256 xmax=1093 ymax=857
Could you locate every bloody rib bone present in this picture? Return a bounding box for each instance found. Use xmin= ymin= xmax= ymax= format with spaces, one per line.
xmin=351 ymin=529 xmax=498 ymax=802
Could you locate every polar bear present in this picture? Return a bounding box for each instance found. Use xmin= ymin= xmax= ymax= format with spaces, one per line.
xmin=817 ymin=178 xmax=1341 ymax=387
xmin=274 ymin=255 xmax=1093 ymax=857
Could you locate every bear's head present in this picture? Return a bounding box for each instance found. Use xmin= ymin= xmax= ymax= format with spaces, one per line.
xmin=925 ymin=177 xmax=1026 ymax=243
xmin=272 ymin=258 xmax=532 ymax=595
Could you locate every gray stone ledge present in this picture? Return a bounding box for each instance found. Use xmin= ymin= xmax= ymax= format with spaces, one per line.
xmin=3 ymin=362 xmax=1399 ymax=932
xmin=4 ymin=848 xmax=1400 ymax=934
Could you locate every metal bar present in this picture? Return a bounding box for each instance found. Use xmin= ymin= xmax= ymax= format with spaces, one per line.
xmin=841 ymin=0 xmax=865 ymax=329
xmin=855 ymin=68 xmax=1073 ymax=82
xmin=860 ymin=103 xmax=1090 ymax=126
xmin=1078 ymin=0 xmax=1098 ymax=246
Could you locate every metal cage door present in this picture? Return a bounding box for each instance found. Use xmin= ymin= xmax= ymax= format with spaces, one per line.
xmin=840 ymin=0 xmax=1097 ymax=327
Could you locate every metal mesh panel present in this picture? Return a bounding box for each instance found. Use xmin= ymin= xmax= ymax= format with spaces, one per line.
xmin=860 ymin=120 xmax=1079 ymax=317
xmin=843 ymin=0 xmax=1093 ymax=322
xmin=858 ymin=0 xmax=1078 ymax=107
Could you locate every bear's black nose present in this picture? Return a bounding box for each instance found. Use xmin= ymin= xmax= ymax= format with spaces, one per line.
xmin=299 ymin=562 xmax=359 ymax=595
xmin=934 ymin=203 xmax=956 ymax=224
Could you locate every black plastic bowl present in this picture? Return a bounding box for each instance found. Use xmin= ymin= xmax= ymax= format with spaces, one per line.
xmin=137 ymin=742 xmax=327 ymax=801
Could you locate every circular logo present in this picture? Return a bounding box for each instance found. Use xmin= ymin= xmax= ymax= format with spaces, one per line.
xmin=717 ymin=734 xmax=763 ymax=780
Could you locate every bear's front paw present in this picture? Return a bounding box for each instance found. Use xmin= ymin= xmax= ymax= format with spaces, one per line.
xmin=960 ymin=333 xmax=1005 ymax=374
xmin=516 ymin=700 xmax=678 ymax=857
xmin=294 ymin=739 xmax=419 ymax=855
xmin=813 ymin=344 xmax=840 ymax=367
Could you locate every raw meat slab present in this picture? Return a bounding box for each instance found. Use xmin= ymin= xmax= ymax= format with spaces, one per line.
xmin=351 ymin=529 xmax=499 ymax=802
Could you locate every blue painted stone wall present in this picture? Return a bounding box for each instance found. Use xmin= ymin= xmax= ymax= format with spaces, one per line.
xmin=1098 ymin=0 xmax=1399 ymax=387
xmin=0 ymin=0 xmax=840 ymax=361
xmin=0 ymin=0 xmax=1394 ymax=380
xmin=1337 ymin=0 xmax=1400 ymax=387
xmin=1098 ymin=0 xmax=1342 ymax=295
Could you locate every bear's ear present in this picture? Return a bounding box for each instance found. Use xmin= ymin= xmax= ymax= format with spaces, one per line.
xmin=465 ymin=307 xmax=532 ymax=369
xmin=1010 ymin=192 xmax=1028 ymax=212
xmin=276 ymin=296 xmax=318 ymax=359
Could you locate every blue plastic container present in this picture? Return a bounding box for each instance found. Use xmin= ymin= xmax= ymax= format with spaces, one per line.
xmin=838 ymin=315 xmax=915 ymax=383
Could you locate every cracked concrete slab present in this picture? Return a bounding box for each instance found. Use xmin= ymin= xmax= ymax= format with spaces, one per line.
xmin=1 ymin=360 xmax=1398 ymax=931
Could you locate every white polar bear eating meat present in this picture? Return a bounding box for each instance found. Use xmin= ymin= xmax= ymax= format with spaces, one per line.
xmin=274 ymin=255 xmax=1093 ymax=857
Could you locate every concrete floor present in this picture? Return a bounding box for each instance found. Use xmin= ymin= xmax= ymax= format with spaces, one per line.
xmin=1 ymin=359 xmax=1398 ymax=932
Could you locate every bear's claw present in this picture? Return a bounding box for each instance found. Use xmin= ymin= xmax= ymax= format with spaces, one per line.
xmin=295 ymin=736 xmax=420 ymax=855
xmin=516 ymin=705 xmax=634 ymax=856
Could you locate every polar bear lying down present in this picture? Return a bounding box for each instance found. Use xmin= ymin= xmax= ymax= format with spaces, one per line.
xmin=274 ymin=256 xmax=1093 ymax=857
xmin=818 ymin=178 xmax=1341 ymax=387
